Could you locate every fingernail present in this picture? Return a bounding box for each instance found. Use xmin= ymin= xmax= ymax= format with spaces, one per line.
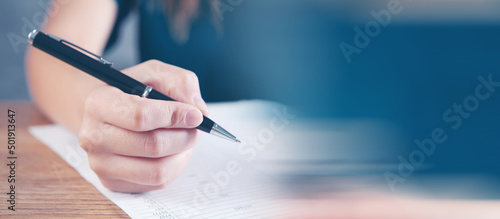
xmin=186 ymin=109 xmax=203 ymax=127
xmin=193 ymin=95 xmax=209 ymax=115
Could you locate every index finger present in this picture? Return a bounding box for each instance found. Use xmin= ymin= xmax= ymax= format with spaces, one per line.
xmin=85 ymin=86 xmax=204 ymax=131
xmin=122 ymin=60 xmax=210 ymax=115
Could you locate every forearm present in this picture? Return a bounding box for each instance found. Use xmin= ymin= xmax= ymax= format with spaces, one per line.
xmin=26 ymin=49 xmax=103 ymax=132
xmin=24 ymin=0 xmax=117 ymax=133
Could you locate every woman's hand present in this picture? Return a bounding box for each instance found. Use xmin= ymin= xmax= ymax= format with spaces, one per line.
xmin=78 ymin=60 xmax=209 ymax=193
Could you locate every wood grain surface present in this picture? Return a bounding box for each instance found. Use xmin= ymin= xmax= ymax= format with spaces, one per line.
xmin=1 ymin=102 xmax=499 ymax=219
xmin=0 ymin=102 xmax=128 ymax=218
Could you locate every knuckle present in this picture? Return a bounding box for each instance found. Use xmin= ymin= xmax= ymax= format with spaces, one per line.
xmin=88 ymin=156 xmax=104 ymax=176
xmin=84 ymin=92 xmax=100 ymax=116
xmin=78 ymin=130 xmax=96 ymax=154
xmin=78 ymin=135 xmax=92 ymax=153
xmin=129 ymin=101 xmax=148 ymax=130
xmin=147 ymin=162 xmax=169 ymax=185
xmin=145 ymin=131 xmax=166 ymax=157
xmin=143 ymin=59 xmax=162 ymax=72
xmin=168 ymin=106 xmax=184 ymax=127
xmin=146 ymin=59 xmax=160 ymax=65
xmin=182 ymin=70 xmax=199 ymax=85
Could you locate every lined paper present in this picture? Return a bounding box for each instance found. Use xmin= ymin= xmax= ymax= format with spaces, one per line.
xmin=28 ymin=101 xmax=288 ymax=219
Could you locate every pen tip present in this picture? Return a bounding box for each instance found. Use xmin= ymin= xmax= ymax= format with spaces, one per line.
xmin=210 ymin=123 xmax=241 ymax=143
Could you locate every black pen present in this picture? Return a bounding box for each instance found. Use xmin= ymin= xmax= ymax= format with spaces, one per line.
xmin=28 ymin=29 xmax=240 ymax=143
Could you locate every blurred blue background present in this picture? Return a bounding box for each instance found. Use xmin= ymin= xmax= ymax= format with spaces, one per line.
xmin=1 ymin=0 xmax=500 ymax=179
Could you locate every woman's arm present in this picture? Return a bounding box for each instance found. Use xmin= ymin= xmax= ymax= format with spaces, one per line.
xmin=25 ymin=0 xmax=210 ymax=193
xmin=26 ymin=0 xmax=118 ymax=132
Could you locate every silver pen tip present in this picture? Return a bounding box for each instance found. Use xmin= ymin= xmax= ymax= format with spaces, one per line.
xmin=210 ymin=123 xmax=240 ymax=143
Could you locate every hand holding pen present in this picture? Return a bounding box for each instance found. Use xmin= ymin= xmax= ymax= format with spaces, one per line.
xmin=79 ymin=61 xmax=209 ymax=192
xmin=28 ymin=29 xmax=239 ymax=192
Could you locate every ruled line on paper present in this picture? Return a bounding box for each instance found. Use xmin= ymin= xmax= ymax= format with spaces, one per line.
xmin=29 ymin=101 xmax=290 ymax=219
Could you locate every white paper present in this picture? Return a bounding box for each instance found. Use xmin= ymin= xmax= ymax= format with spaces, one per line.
xmin=28 ymin=101 xmax=288 ymax=219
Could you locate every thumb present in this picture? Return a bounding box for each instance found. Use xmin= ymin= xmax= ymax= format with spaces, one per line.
xmin=164 ymin=102 xmax=203 ymax=128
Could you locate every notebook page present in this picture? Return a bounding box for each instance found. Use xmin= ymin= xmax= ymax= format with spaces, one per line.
xmin=28 ymin=101 xmax=288 ymax=219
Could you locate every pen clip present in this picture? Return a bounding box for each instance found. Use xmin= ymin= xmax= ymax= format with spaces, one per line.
xmin=46 ymin=33 xmax=113 ymax=67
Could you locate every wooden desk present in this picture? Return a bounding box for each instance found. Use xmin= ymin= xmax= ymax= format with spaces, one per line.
xmin=1 ymin=102 xmax=499 ymax=219
xmin=0 ymin=102 xmax=128 ymax=218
